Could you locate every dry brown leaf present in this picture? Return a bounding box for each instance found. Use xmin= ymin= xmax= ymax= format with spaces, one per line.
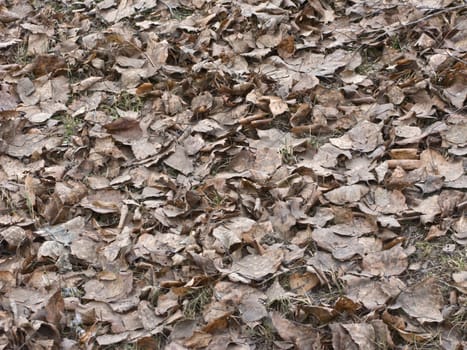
xmin=271 ymin=312 xmax=321 ymax=350
xmin=343 ymin=275 xmax=405 ymax=310
xmin=452 ymin=271 xmax=467 ymax=294
xmin=0 ymin=225 xmax=27 ymax=249
xmin=362 ymin=245 xmax=409 ymax=276
xmin=324 ymin=185 xmax=369 ymax=205
xmin=419 ymin=149 xmax=463 ymax=182
xmin=452 ymin=216 xmax=467 ymax=245
xmin=392 ymin=277 xmax=444 ymax=323
xmin=330 ymin=121 xmax=383 ymax=152
xmin=164 ymin=146 xmax=194 ymax=175
xmin=277 ymin=35 xmax=295 ymax=59
xmin=2 ymin=0 xmax=466 ymax=348
xmin=229 ymin=249 xmax=283 ymax=281
xmin=312 ymin=228 xmax=382 ymax=260
xmin=182 ymin=331 xmax=212 ymax=348
xmin=83 ymin=271 xmax=133 ymax=303
xmin=212 ymin=217 xmax=256 ymax=250
xmin=289 ymin=271 xmax=320 ymax=294
xmin=258 ymin=96 xmax=289 ymax=117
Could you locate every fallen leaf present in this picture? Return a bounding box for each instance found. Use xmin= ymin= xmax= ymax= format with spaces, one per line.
xmin=324 ymin=185 xmax=369 ymax=205
xmin=229 ymin=249 xmax=283 ymax=281
xmin=392 ymin=277 xmax=444 ymax=323
xmin=271 ymin=312 xmax=321 ymax=350
xmin=330 ymin=121 xmax=383 ymax=152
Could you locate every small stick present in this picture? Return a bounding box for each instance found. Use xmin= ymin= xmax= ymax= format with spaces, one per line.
xmin=239 ymin=112 xmax=268 ymax=125
xmin=250 ymin=118 xmax=273 ymax=128
xmin=387 ymin=159 xmax=422 ymax=170
xmin=389 ymin=148 xmax=419 ymax=160
xmin=291 ymin=124 xmax=330 ymax=136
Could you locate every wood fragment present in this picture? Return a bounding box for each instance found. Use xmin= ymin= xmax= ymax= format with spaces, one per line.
xmin=387 ymin=159 xmax=422 ymax=170
xmin=390 ymin=148 xmax=418 ymax=160
xmin=250 ymin=118 xmax=273 ymax=128
xmin=239 ymin=112 xmax=268 ymax=125
xmin=291 ymin=124 xmax=331 ymax=136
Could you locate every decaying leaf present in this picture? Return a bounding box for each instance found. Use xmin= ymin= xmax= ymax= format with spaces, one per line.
xmin=392 ymin=277 xmax=444 ymax=323
xmin=83 ymin=271 xmax=133 ymax=303
xmin=271 ymin=312 xmax=321 ymax=350
xmin=228 ymin=249 xmax=283 ymax=282
xmin=324 ymin=185 xmax=369 ymax=205
xmin=1 ymin=0 xmax=466 ymax=348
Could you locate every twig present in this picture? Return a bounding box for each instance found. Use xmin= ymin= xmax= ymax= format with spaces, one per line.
xmin=361 ymin=4 xmax=467 ymax=40
xmin=160 ymin=1 xmax=175 ymax=17
xmin=396 ymin=4 xmax=467 ymax=29
xmin=445 ymin=50 xmax=467 ymax=65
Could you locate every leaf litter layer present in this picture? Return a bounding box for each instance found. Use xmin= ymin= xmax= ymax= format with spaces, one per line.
xmin=0 ymin=0 xmax=466 ymax=349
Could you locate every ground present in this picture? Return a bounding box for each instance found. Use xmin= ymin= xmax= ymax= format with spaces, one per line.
xmin=0 ymin=0 xmax=466 ymax=349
